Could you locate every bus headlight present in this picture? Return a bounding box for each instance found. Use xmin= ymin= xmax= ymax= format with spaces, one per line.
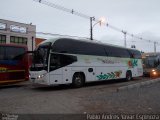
xmin=153 ymin=71 xmax=157 ymax=75
xmin=151 ymin=70 xmax=157 ymax=76
xmin=29 ymin=73 xmax=31 ymax=78
xmin=37 ymin=74 xmax=46 ymax=79
xmin=152 ymin=69 xmax=155 ymax=72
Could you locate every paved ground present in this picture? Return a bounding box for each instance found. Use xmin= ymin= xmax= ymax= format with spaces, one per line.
xmin=82 ymin=82 xmax=160 ymax=114
xmin=0 ymin=77 xmax=160 ymax=116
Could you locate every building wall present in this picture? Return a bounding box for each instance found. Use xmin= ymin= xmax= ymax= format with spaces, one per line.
xmin=0 ymin=19 xmax=36 ymax=51
xmin=35 ymin=38 xmax=45 ymax=47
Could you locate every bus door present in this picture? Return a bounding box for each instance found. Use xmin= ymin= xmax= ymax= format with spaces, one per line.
xmin=49 ymin=53 xmax=63 ymax=84
xmin=49 ymin=53 xmax=77 ymax=84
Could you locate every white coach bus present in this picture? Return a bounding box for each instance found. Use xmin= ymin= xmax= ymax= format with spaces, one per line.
xmin=29 ymin=38 xmax=143 ymax=87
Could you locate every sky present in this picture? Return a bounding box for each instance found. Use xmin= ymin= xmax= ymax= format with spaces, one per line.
xmin=0 ymin=0 xmax=160 ymax=52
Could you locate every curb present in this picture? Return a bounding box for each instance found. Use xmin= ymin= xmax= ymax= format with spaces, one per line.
xmin=117 ymin=78 xmax=160 ymax=92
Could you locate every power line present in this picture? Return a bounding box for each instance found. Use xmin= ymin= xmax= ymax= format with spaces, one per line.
xmin=33 ymin=0 xmax=90 ymax=19
xmin=36 ymin=31 xmax=89 ymax=39
xmin=33 ymin=0 xmax=159 ymax=45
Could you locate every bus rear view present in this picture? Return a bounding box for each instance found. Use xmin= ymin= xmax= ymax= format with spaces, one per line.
xmin=0 ymin=44 xmax=30 ymax=85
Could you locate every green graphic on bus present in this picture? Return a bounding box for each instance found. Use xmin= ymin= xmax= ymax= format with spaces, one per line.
xmin=97 ymin=70 xmax=122 ymax=80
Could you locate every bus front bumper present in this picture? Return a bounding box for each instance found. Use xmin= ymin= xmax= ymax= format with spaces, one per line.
xmin=29 ymin=70 xmax=49 ymax=85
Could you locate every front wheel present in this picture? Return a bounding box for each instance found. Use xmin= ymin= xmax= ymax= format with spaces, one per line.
xmin=126 ymin=71 xmax=132 ymax=81
xmin=72 ymin=73 xmax=84 ymax=88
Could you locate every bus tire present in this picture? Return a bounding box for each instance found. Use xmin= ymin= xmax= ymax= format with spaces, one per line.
xmin=126 ymin=71 xmax=132 ymax=81
xmin=72 ymin=73 xmax=85 ymax=88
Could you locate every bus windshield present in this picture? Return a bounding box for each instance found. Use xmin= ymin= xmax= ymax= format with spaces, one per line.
xmin=143 ymin=56 xmax=160 ymax=68
xmin=31 ymin=42 xmax=51 ymax=71
xmin=0 ymin=46 xmax=25 ymax=65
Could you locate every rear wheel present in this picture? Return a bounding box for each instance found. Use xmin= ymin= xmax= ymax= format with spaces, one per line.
xmin=126 ymin=71 xmax=132 ymax=81
xmin=72 ymin=73 xmax=84 ymax=88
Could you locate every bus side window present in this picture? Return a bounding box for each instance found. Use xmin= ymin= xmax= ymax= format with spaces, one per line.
xmin=50 ymin=54 xmax=61 ymax=71
xmin=50 ymin=54 xmax=77 ymax=71
xmin=0 ymin=46 xmax=5 ymax=60
xmin=59 ymin=54 xmax=77 ymax=67
xmin=131 ymin=53 xmax=134 ymax=58
xmin=0 ymin=55 xmax=3 ymax=60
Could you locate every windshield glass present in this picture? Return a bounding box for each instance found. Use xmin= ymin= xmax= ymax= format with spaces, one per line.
xmin=30 ymin=42 xmax=51 ymax=71
xmin=0 ymin=46 xmax=25 ymax=65
xmin=143 ymin=56 xmax=160 ymax=68
xmin=156 ymin=64 xmax=160 ymax=70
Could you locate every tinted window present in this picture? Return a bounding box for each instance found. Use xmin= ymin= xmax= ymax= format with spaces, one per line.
xmin=52 ymin=38 xmax=136 ymax=58
xmin=0 ymin=46 xmax=5 ymax=60
xmin=50 ymin=53 xmax=77 ymax=71
xmin=75 ymin=42 xmax=106 ymax=56
xmin=120 ymin=49 xmax=130 ymax=58
xmin=129 ymin=50 xmax=141 ymax=59
xmin=0 ymin=46 xmax=25 ymax=60
xmin=52 ymin=38 xmax=106 ymax=56
xmin=105 ymin=46 xmax=130 ymax=58
xmin=30 ymin=42 xmax=51 ymax=71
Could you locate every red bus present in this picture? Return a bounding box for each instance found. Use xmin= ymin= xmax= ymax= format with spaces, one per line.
xmin=0 ymin=44 xmax=31 ymax=85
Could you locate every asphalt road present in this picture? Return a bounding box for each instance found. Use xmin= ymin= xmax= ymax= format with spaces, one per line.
xmin=0 ymin=77 xmax=160 ymax=116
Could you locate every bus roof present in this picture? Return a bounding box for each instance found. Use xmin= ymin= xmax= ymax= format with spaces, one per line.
xmin=142 ymin=52 xmax=160 ymax=58
xmin=39 ymin=37 xmax=140 ymax=52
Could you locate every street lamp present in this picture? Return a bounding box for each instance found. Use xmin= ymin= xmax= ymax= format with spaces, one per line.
xmin=90 ymin=17 xmax=106 ymax=40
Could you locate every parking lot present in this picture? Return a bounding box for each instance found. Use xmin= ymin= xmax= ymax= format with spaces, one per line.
xmin=0 ymin=77 xmax=160 ymax=116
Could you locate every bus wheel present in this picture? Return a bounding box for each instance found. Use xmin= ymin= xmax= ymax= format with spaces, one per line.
xmin=126 ymin=71 xmax=132 ymax=81
xmin=72 ymin=73 xmax=84 ymax=88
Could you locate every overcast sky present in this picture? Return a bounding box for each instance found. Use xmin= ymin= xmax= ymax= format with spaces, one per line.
xmin=0 ymin=0 xmax=160 ymax=52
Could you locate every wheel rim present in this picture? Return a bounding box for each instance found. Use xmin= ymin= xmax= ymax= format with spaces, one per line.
xmin=127 ymin=73 xmax=131 ymax=80
xmin=75 ymin=76 xmax=82 ymax=85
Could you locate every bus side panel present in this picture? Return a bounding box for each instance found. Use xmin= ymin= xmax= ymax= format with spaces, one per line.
xmin=0 ymin=72 xmax=8 ymax=82
xmin=49 ymin=68 xmax=63 ymax=85
xmin=62 ymin=67 xmax=73 ymax=84
xmin=136 ymin=60 xmax=143 ymax=77
xmin=95 ymin=66 xmax=126 ymax=81
xmin=86 ymin=67 xmax=96 ymax=82
xmin=129 ymin=59 xmax=143 ymax=77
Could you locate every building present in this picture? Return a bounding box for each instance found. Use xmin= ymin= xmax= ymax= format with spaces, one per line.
xmin=0 ymin=19 xmax=36 ymax=51
xmin=35 ymin=37 xmax=46 ymax=47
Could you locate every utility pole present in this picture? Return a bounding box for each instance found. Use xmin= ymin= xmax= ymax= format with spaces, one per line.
xmin=154 ymin=41 xmax=157 ymax=53
xmin=90 ymin=17 xmax=95 ymax=40
xmin=90 ymin=17 xmax=105 ymax=40
xmin=32 ymin=36 xmax=34 ymax=52
xmin=122 ymin=31 xmax=127 ymax=48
